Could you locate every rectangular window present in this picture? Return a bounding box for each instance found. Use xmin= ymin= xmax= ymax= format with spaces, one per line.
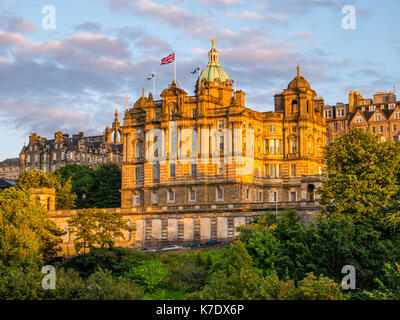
xmin=270 ymin=191 xmax=277 ymax=202
xmin=153 ymin=192 xmax=158 ymax=204
xmin=269 ymin=139 xmax=275 ymax=154
xmin=333 ymin=123 xmax=338 ymax=131
xmin=192 ymin=109 xmax=197 ymax=118
xmin=393 ymin=125 xmax=397 ymax=132
xmin=372 ymin=127 xmax=376 ymax=133
xmin=276 ymin=140 xmax=281 ymax=154
xmin=264 ymin=164 xmax=268 ymax=178
xmin=246 ymin=189 xmax=250 ymax=200
xmin=290 ymin=164 xmax=296 ymax=177
xmin=135 ymin=167 xmax=140 ymax=181
xmin=168 ymin=190 xmax=175 ymax=202
xmin=219 ymin=136 xmax=224 ymax=150
xmin=191 ymin=163 xmax=197 ymax=177
xmin=291 ymin=141 xmax=297 ymax=154
xmin=218 ymin=162 xmax=223 ymax=175
xmin=53 ymin=153 xmax=57 ymax=161
xmin=153 ymin=162 xmax=160 ymax=179
xmin=136 ymin=143 xmax=141 ymax=158
xmin=342 ymin=121 xmax=346 ymax=130
xmin=290 ymin=192 xmax=297 ymax=202
xmin=380 ymin=126 xmax=383 ymax=133
xmin=134 ymin=194 xmax=140 ymax=206
xmin=264 ymin=140 xmax=268 ymax=154
xmin=190 ymin=189 xmax=196 ymax=201
xmin=217 ymin=187 xmax=223 ymax=200
xmin=270 ymin=164 xmax=276 ymax=178
xmin=258 ymin=191 xmax=262 ymax=202
xmin=170 ymin=163 xmax=175 ymax=178
xmin=218 ymin=120 xmax=224 ymax=129
xmin=269 ymin=124 xmax=275 ymax=133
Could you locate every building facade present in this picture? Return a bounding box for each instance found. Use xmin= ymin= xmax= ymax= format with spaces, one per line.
xmin=323 ymin=91 xmax=400 ymax=143
xmin=0 ymin=158 xmax=21 ymax=180
xmin=45 ymin=40 xmax=327 ymax=255
xmin=120 ymin=40 xmax=326 ymax=214
xmin=18 ymin=111 xmax=123 ymax=174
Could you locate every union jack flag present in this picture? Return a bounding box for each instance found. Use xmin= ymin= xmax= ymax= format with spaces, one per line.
xmin=161 ymin=52 xmax=175 ymax=65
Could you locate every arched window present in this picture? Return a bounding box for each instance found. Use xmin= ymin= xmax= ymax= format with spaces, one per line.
xmin=292 ymin=100 xmax=298 ymax=113
xmin=308 ymin=184 xmax=315 ymax=202
xmin=307 ymin=101 xmax=310 ymax=113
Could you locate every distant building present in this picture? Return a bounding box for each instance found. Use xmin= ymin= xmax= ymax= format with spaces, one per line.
xmin=323 ymin=91 xmax=400 ymax=143
xmin=0 ymin=158 xmax=21 ymax=180
xmin=18 ymin=111 xmax=123 ymax=174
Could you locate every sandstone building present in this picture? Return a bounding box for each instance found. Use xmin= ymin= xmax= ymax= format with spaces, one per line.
xmin=18 ymin=111 xmax=123 ymax=174
xmin=323 ymin=91 xmax=400 ymax=143
xmin=0 ymin=158 xmax=21 ymax=180
xmin=39 ymin=39 xmax=329 ymax=255
xmin=120 ymin=40 xmax=326 ymax=213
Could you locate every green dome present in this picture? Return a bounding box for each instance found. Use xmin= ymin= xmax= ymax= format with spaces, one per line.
xmin=199 ymin=38 xmax=230 ymax=83
xmin=199 ymin=65 xmax=230 ymax=83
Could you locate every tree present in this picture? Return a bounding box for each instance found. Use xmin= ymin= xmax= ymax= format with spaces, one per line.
xmin=55 ymin=164 xmax=94 ymax=209
xmin=68 ymin=208 xmax=132 ymax=254
xmin=16 ymin=169 xmax=76 ymax=210
xmin=88 ymin=164 xmax=121 ymax=208
xmin=318 ymin=129 xmax=400 ymax=225
xmin=0 ymin=187 xmax=64 ymax=266
xmin=191 ymin=241 xmax=272 ymax=300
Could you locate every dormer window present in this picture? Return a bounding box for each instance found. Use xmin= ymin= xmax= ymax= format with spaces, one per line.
xmin=355 ymin=116 xmax=363 ymax=123
xmin=374 ymin=114 xmax=381 ymax=121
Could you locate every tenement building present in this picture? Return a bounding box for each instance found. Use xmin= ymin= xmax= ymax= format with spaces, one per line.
xmin=323 ymin=91 xmax=400 ymax=143
xmin=19 ymin=110 xmax=123 ymax=174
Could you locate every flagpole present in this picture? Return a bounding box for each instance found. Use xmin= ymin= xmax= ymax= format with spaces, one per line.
xmin=153 ymin=75 xmax=156 ymax=96
xmin=174 ymin=51 xmax=176 ymax=83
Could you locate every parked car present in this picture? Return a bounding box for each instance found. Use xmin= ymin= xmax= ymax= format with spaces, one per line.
xmin=161 ymin=245 xmax=181 ymax=251
xmin=137 ymin=247 xmax=157 ymax=252
xmin=200 ymin=240 xmax=223 ymax=247
xmin=230 ymin=238 xmax=238 ymax=244
xmin=184 ymin=242 xmax=200 ymax=248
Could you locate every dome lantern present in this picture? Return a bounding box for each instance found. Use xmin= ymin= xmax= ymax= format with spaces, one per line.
xmin=199 ymin=38 xmax=230 ymax=83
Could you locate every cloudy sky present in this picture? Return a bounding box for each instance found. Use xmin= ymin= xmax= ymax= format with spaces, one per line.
xmin=0 ymin=0 xmax=399 ymax=161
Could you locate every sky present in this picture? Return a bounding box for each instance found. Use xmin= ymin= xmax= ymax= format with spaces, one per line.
xmin=0 ymin=0 xmax=399 ymax=161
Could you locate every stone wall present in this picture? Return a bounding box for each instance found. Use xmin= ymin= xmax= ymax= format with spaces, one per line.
xmin=49 ymin=204 xmax=321 ymax=257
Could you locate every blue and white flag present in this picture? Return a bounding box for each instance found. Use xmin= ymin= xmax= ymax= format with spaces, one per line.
xmin=146 ymin=72 xmax=155 ymax=81
xmin=191 ymin=65 xmax=201 ymax=75
xmin=229 ymin=79 xmax=235 ymax=85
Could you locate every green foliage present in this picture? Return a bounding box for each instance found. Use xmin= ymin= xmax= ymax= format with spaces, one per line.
xmin=88 ymin=164 xmax=121 ymax=208
xmin=54 ymin=163 xmax=121 ymax=209
xmin=16 ymin=169 xmax=76 ymax=210
xmin=0 ymin=187 xmax=64 ymax=266
xmin=68 ymin=209 xmax=133 ymax=253
xmin=191 ymin=241 xmax=271 ymax=300
xmin=0 ymin=265 xmax=143 ymax=300
xmin=239 ymin=210 xmax=399 ymax=291
xmin=83 ymin=269 xmax=143 ymax=300
xmin=125 ymin=259 xmax=168 ymax=292
xmin=364 ymin=263 xmax=400 ymax=300
xmin=55 ymin=164 xmax=94 ymax=208
xmin=63 ymin=247 xmax=149 ymax=278
xmin=318 ymin=129 xmax=400 ymax=225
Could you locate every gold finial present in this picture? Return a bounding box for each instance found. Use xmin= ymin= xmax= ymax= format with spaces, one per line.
xmin=142 ymin=87 xmax=145 ymax=97
xmin=126 ymin=93 xmax=129 ymax=107
xmin=212 ymin=38 xmax=215 ymax=48
xmin=297 ymin=65 xmax=300 ymax=78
